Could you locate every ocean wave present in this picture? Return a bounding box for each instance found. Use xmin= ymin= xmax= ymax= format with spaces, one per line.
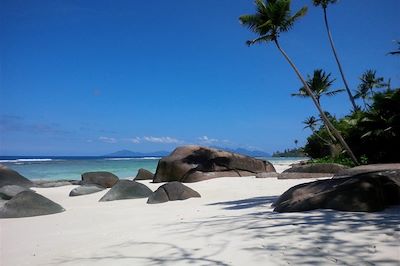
xmin=0 ymin=158 xmax=54 ymax=163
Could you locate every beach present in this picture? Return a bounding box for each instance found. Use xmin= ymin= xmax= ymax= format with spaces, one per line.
xmin=1 ymin=163 xmax=399 ymax=265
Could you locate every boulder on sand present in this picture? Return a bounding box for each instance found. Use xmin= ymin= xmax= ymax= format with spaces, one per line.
xmin=273 ymin=170 xmax=400 ymax=213
xmin=283 ymin=163 xmax=348 ymax=174
xmin=153 ymin=145 xmax=275 ymax=183
xmin=0 ymin=185 xmax=33 ymax=200
xmin=69 ymin=184 xmax=105 ymax=197
xmin=334 ymin=163 xmax=400 ymax=178
xmin=147 ymin=182 xmax=201 ymax=204
xmin=134 ymin=168 xmax=154 ymax=180
xmin=81 ymin=171 xmax=119 ymax=188
xmin=0 ymin=191 xmax=65 ymax=218
xmin=99 ymin=180 xmax=152 ymax=202
xmin=0 ymin=165 xmax=34 ymax=188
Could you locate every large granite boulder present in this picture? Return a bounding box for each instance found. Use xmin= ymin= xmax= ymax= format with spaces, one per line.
xmin=0 ymin=185 xmax=33 ymax=200
xmin=334 ymin=163 xmax=400 ymax=178
xmin=69 ymin=184 xmax=105 ymax=197
xmin=134 ymin=168 xmax=154 ymax=180
xmin=278 ymin=172 xmax=333 ymax=179
xmin=153 ymin=145 xmax=275 ymax=183
xmin=99 ymin=180 xmax=152 ymax=202
xmin=273 ymin=170 xmax=400 ymax=213
xmin=0 ymin=191 xmax=65 ymax=218
xmin=0 ymin=165 xmax=34 ymax=188
xmin=283 ymin=163 xmax=348 ymax=174
xmin=147 ymin=182 xmax=201 ymax=204
xmin=81 ymin=171 xmax=119 ymax=188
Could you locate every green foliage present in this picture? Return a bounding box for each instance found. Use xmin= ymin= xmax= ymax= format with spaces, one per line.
xmin=292 ymin=69 xmax=344 ymax=103
xmin=239 ymin=0 xmax=308 ymax=45
xmin=304 ymin=89 xmax=400 ymax=163
xmin=310 ymin=154 xmax=368 ymax=168
xmin=312 ymin=0 xmax=337 ymax=9
xmin=272 ymin=148 xmax=306 ymax=157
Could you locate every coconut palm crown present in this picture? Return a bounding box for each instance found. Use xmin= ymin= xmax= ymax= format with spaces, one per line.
xmin=292 ymin=69 xmax=344 ymax=104
xmin=313 ymin=0 xmax=337 ymax=9
xmin=239 ymin=0 xmax=307 ymax=45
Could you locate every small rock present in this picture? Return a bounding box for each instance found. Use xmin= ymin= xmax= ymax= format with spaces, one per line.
xmin=69 ymin=184 xmax=105 ymax=197
xmin=99 ymin=180 xmax=152 ymax=202
xmin=0 ymin=191 xmax=65 ymax=218
xmin=134 ymin=168 xmax=154 ymax=180
xmin=147 ymin=182 xmax=201 ymax=204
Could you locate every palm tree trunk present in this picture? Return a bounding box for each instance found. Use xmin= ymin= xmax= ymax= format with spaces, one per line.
xmin=317 ymin=98 xmax=336 ymax=142
xmin=274 ymin=39 xmax=359 ymax=165
xmin=323 ymin=7 xmax=358 ymax=111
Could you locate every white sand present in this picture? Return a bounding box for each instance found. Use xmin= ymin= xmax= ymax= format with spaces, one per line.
xmin=1 ymin=176 xmax=399 ymax=266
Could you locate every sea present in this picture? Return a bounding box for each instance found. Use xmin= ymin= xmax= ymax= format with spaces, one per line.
xmin=0 ymin=156 xmax=308 ymax=181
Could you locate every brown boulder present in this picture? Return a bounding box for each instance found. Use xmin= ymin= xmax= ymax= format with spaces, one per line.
xmin=334 ymin=163 xmax=400 ymax=178
xmin=153 ymin=145 xmax=275 ymax=183
xmin=283 ymin=163 xmax=348 ymax=174
xmin=81 ymin=171 xmax=119 ymax=188
xmin=273 ymin=170 xmax=400 ymax=213
xmin=147 ymin=182 xmax=201 ymax=204
xmin=134 ymin=168 xmax=154 ymax=180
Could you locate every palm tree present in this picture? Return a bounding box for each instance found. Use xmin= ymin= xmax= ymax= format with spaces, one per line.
xmin=313 ymin=0 xmax=358 ymax=111
xmin=239 ymin=0 xmax=359 ymax=164
xmin=291 ymin=69 xmax=344 ymax=105
xmin=303 ymin=116 xmax=330 ymax=144
xmin=354 ymin=70 xmax=387 ymax=109
xmin=292 ymin=69 xmax=343 ymax=141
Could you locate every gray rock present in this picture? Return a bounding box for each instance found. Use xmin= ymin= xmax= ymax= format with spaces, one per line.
xmin=99 ymin=180 xmax=152 ymax=202
xmin=277 ymin=172 xmax=333 ymax=179
xmin=33 ymin=180 xmax=76 ymax=188
xmin=334 ymin=163 xmax=400 ymax=178
xmin=273 ymin=170 xmax=400 ymax=213
xmin=0 ymin=191 xmax=65 ymax=218
xmin=0 ymin=185 xmax=33 ymax=200
xmin=134 ymin=168 xmax=154 ymax=180
xmin=154 ymin=145 xmax=275 ymax=183
xmin=82 ymin=171 xmax=119 ymax=188
xmin=0 ymin=165 xmax=34 ymax=188
xmin=256 ymin=172 xmax=279 ymax=178
xmin=147 ymin=182 xmax=201 ymax=204
xmin=283 ymin=163 xmax=348 ymax=174
xmin=69 ymin=184 xmax=105 ymax=197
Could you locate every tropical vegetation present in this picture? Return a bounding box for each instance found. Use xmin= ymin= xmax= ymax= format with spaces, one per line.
xmin=240 ymin=0 xmax=399 ymax=164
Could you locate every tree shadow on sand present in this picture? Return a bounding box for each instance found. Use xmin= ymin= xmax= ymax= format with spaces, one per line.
xmin=168 ymin=197 xmax=400 ymax=265
xmin=54 ymin=241 xmax=230 ymax=266
xmin=207 ymin=196 xmax=278 ymax=210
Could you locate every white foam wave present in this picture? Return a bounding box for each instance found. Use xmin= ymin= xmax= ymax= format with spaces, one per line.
xmin=0 ymin=158 xmax=53 ymax=163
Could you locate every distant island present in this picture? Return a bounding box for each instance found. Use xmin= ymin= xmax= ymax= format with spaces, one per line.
xmin=272 ymin=148 xmax=306 ymax=157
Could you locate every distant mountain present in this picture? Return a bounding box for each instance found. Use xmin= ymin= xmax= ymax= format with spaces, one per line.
xmin=104 ymin=149 xmax=170 ymax=157
xmin=211 ymin=146 xmax=271 ymax=157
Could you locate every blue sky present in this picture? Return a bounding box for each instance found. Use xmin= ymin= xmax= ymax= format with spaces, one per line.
xmin=1 ymin=0 xmax=399 ymax=155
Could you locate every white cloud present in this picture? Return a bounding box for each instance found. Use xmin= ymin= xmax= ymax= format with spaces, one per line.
xmin=126 ymin=137 xmax=141 ymax=144
xmin=143 ymin=136 xmax=181 ymax=144
xmin=197 ymin=135 xmax=219 ymax=144
xmin=98 ymin=136 xmax=117 ymax=143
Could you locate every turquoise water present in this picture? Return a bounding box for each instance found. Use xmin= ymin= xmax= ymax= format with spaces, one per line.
xmin=0 ymin=156 xmax=307 ymax=180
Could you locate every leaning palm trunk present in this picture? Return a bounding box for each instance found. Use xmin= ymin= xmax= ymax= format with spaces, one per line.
xmin=274 ymin=39 xmax=359 ymax=165
xmin=323 ymin=7 xmax=357 ymax=111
